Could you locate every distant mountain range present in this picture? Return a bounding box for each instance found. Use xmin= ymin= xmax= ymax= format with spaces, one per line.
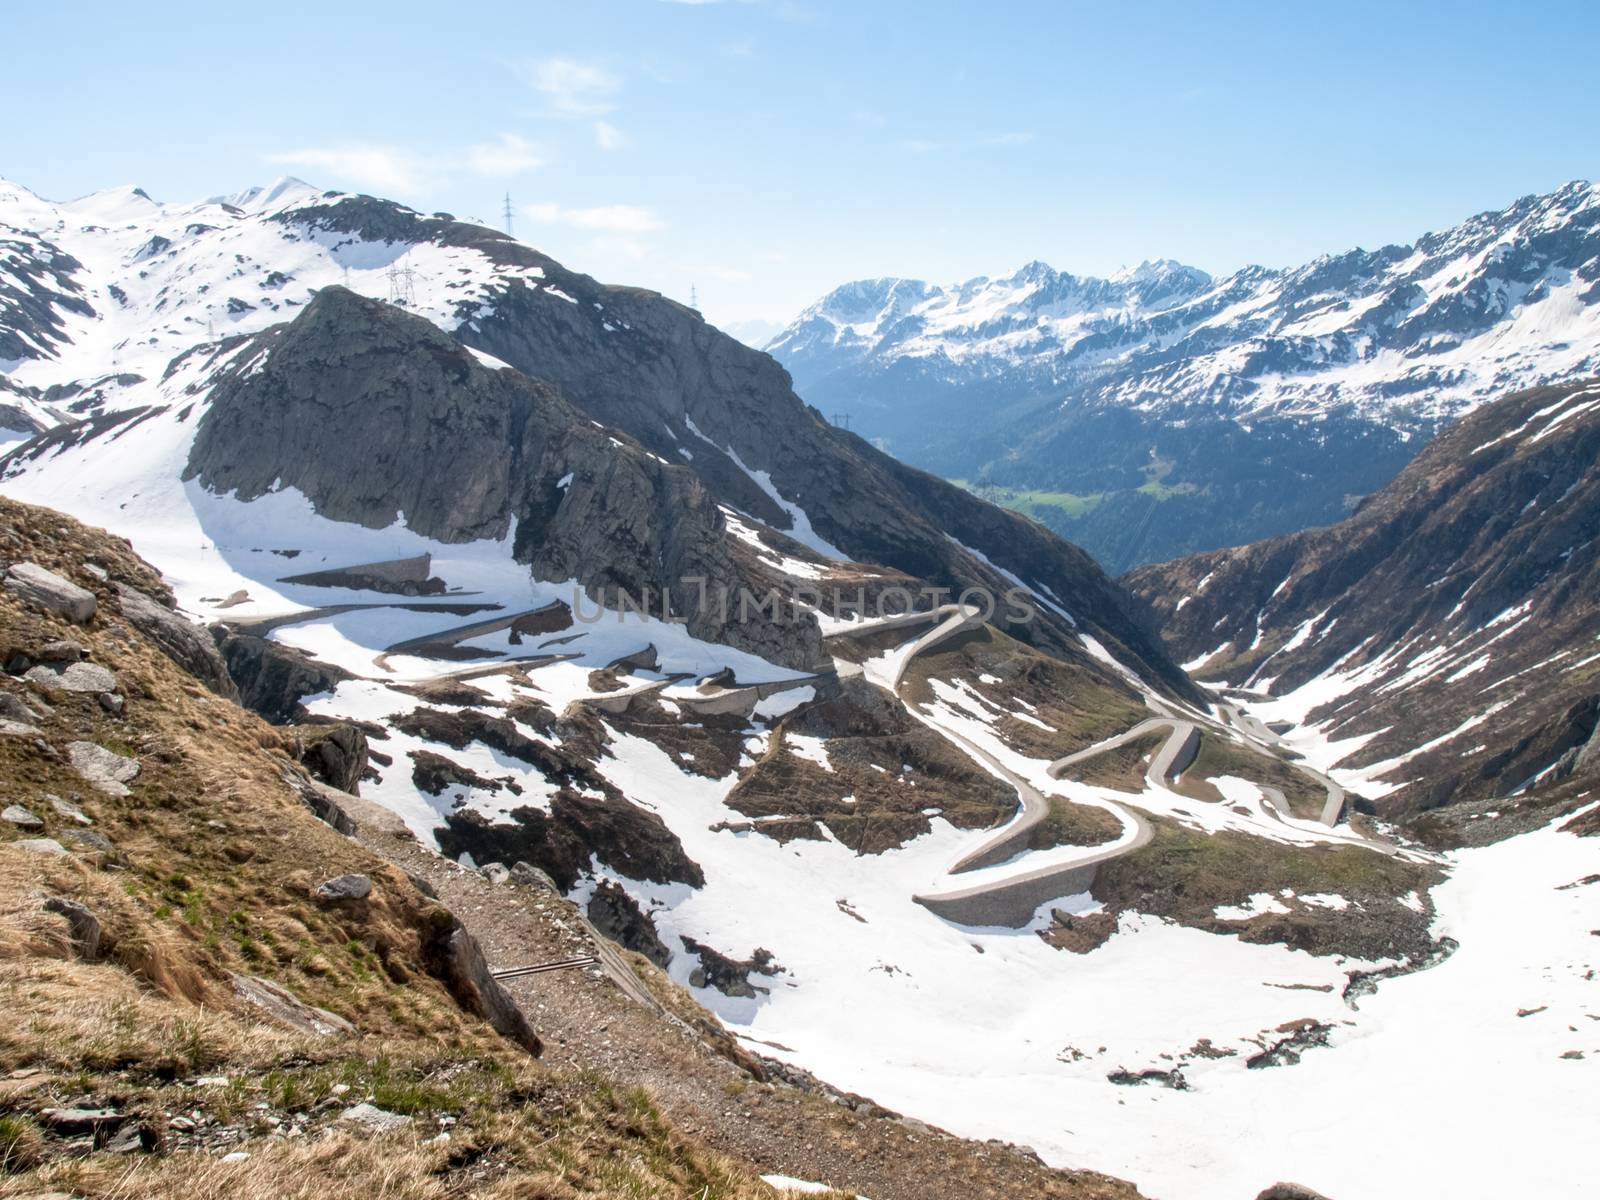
xmin=766 ymin=182 xmax=1600 ymax=569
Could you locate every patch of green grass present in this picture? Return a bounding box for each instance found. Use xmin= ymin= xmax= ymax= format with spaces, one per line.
xmin=950 ymin=478 xmax=1105 ymax=520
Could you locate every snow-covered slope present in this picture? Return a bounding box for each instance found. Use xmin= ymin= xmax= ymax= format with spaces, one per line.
xmin=3 ymin=175 xmax=1596 ymax=1200
xmin=1128 ymin=377 xmax=1600 ymax=817
xmin=769 ymin=182 xmax=1600 ymax=568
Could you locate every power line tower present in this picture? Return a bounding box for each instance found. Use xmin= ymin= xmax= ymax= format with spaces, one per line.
xmin=503 ymin=193 xmax=515 ymax=237
xmin=831 ymin=412 xmax=852 ymax=431
xmin=386 ymin=256 xmax=417 ymax=307
xmin=688 ymin=282 xmax=699 ymax=311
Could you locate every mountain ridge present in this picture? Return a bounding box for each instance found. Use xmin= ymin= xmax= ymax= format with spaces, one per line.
xmin=768 ymin=180 xmax=1600 ymax=568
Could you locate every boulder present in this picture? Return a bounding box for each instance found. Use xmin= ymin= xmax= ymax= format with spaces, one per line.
xmin=43 ymin=896 xmax=103 ymax=961
xmin=2 ymin=563 xmax=97 ymax=624
xmin=481 ymin=862 xmax=510 ymax=885
xmin=114 ymin=584 xmax=239 ymax=700
xmin=587 ymin=880 xmax=671 ymax=968
xmin=66 ymin=741 xmax=140 ymax=796
xmin=290 ymin=722 xmax=368 ymax=793
xmin=419 ymin=907 xmax=542 ymax=1056
xmin=0 ymin=719 xmax=39 ymax=736
xmin=46 ymin=794 xmax=92 ymax=824
xmin=3 ymin=804 xmax=43 ymax=828
xmin=0 ymin=692 xmax=43 ymax=722
xmin=38 ymin=639 xmax=87 ymax=662
xmin=314 ymin=873 xmax=373 ymax=901
xmin=14 ymin=838 xmax=68 ymax=856
xmin=24 ymin=660 xmax=119 ymax=695
xmin=1256 ymin=1187 xmax=1334 ymax=1200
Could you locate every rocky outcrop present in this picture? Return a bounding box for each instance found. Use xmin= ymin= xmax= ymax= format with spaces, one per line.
xmin=250 ymin=198 xmax=1195 ymax=696
xmin=288 ymin=722 xmax=369 ymax=794
xmin=114 ymin=583 xmax=238 ymax=699
xmin=214 ymin=628 xmax=352 ymax=723
xmin=586 ymin=881 xmax=671 ymax=968
xmin=417 ymin=908 xmax=542 ymax=1056
xmin=185 ymin=288 xmax=821 ymax=669
xmin=440 ymin=789 xmax=706 ymax=896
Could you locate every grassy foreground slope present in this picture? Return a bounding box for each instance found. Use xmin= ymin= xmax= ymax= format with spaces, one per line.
xmin=0 ymin=496 xmax=1139 ymax=1200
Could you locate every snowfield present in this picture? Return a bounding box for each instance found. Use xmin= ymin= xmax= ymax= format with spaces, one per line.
xmin=2 ymin=175 xmax=1595 ymax=1200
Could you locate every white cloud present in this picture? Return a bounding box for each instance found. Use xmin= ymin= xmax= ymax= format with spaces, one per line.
xmin=263 ymin=145 xmax=422 ymax=192
xmin=524 ymin=202 xmax=665 ymax=234
xmin=701 ymin=264 xmax=751 ymax=283
xmin=593 ymin=120 xmax=627 ymax=151
xmin=465 ymin=132 xmax=544 ymax=176
xmin=525 ymin=57 xmax=620 ymax=116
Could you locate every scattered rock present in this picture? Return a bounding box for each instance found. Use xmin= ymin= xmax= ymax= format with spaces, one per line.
xmin=314 ymin=873 xmax=373 ymax=901
xmin=682 ymin=936 xmax=784 ymax=998
xmin=25 ymin=660 xmax=119 ymax=695
xmin=1256 ymin=1186 xmax=1334 ymax=1200
xmin=46 ymin=794 xmax=91 ymax=824
xmin=338 ymin=1103 xmax=412 ymax=1133
xmin=3 ymin=804 xmax=43 ymax=828
xmin=43 ymin=896 xmax=103 ymax=961
xmin=14 ymin=838 xmax=68 ymax=856
xmin=67 ymin=741 xmax=140 ymax=796
xmin=38 ymin=639 xmax=88 ymax=662
xmin=40 ymin=1107 xmax=122 ymax=1133
xmin=481 ymin=862 xmax=510 ymax=885
xmin=63 ymin=828 xmax=116 ymax=855
xmin=98 ymin=691 xmax=125 ymax=716
xmin=82 ymin=562 xmax=109 ymax=582
xmin=220 ymin=1150 xmax=251 ymax=1163
xmin=0 ymin=692 xmax=43 ymax=722
xmin=229 ymin=973 xmax=356 ymax=1038
xmin=3 ymin=562 xmax=97 ymax=624
xmin=0 ymin=718 xmax=40 ymax=736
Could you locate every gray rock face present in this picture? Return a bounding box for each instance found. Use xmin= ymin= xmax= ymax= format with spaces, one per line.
xmin=66 ymin=741 xmax=140 ymax=796
xmin=2 ymin=562 xmax=97 ymax=624
xmin=213 ymin=629 xmax=352 ymax=724
xmin=24 ymin=660 xmax=118 ymax=694
xmin=3 ymin=804 xmax=42 ymax=828
xmin=114 ymin=583 xmax=238 ymax=700
xmin=186 ymin=288 xmax=820 ymax=669
xmin=314 ymin=873 xmax=373 ymax=901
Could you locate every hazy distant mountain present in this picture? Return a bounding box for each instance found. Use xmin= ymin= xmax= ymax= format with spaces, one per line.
xmin=769 ymin=183 xmax=1600 ymax=569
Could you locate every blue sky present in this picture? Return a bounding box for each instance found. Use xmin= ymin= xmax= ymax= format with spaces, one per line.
xmin=8 ymin=0 xmax=1599 ymax=331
